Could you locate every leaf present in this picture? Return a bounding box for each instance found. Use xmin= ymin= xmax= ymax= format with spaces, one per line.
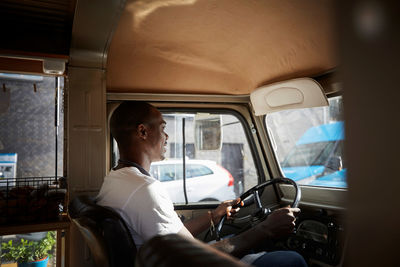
xmin=0 ymin=231 xmax=56 ymax=262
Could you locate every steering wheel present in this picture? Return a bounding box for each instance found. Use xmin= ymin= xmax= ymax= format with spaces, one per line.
xmin=215 ymin=177 xmax=301 ymax=241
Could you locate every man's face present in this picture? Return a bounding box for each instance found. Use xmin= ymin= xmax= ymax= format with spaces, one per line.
xmin=147 ymin=108 xmax=168 ymax=162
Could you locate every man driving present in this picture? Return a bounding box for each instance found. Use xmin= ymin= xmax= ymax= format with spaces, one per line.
xmin=97 ymin=101 xmax=307 ymax=267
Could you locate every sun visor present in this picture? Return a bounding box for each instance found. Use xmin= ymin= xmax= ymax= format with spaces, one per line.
xmin=250 ymin=78 xmax=328 ymax=116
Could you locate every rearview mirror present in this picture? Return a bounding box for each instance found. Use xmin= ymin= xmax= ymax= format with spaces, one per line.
xmin=194 ymin=114 xmax=222 ymax=151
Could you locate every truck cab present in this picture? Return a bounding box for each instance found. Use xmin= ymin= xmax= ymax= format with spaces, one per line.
xmin=0 ymin=0 xmax=398 ymax=267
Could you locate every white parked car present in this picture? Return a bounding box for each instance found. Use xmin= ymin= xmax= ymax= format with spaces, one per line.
xmin=150 ymin=159 xmax=236 ymax=203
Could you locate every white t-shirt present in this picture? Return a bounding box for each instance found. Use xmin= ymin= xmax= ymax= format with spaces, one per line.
xmin=96 ymin=167 xmax=184 ymax=248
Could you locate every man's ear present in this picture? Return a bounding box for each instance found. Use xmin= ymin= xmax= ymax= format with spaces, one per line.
xmin=137 ymin=124 xmax=148 ymax=139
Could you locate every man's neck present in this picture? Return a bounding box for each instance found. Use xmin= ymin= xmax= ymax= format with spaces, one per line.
xmin=118 ymin=153 xmax=152 ymax=172
xmin=117 ymin=159 xmax=150 ymax=176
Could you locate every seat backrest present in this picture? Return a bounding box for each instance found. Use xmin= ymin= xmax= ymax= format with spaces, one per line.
xmin=69 ymin=195 xmax=137 ymax=267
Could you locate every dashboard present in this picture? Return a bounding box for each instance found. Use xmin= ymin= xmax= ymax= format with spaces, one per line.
xmin=286 ymin=211 xmax=346 ymax=266
xmin=211 ymin=207 xmax=346 ymax=266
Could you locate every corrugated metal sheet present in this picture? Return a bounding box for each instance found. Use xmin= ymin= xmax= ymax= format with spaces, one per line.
xmin=0 ymin=0 xmax=76 ymax=55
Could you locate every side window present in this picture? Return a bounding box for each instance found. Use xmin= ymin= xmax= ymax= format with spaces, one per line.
xmin=155 ymin=111 xmax=258 ymax=203
xmin=266 ymin=96 xmax=346 ymax=188
xmin=160 ymin=165 xmax=178 ymax=181
xmin=112 ymin=110 xmax=259 ymax=203
xmin=187 ymin=164 xmax=213 ymax=178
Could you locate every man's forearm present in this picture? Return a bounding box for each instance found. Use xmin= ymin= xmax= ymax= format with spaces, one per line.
xmin=210 ymin=207 xmax=298 ymax=257
xmin=210 ymin=224 xmax=269 ymax=258
xmin=184 ymin=211 xmax=215 ymax=236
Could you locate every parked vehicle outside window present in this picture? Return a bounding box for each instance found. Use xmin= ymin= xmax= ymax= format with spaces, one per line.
xmin=280 ymin=121 xmax=346 ymax=187
xmin=150 ymin=159 xmax=235 ymax=203
xmin=266 ymin=96 xmax=346 ymax=188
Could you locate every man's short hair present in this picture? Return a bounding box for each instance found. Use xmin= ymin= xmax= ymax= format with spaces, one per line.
xmin=110 ymin=101 xmax=155 ymax=145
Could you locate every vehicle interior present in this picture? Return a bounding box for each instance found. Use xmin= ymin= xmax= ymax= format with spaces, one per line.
xmin=0 ymin=0 xmax=398 ymax=266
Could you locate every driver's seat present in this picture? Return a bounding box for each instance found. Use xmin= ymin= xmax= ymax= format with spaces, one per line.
xmin=68 ymin=195 xmax=137 ymax=267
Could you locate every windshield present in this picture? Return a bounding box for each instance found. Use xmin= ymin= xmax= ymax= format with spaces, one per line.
xmin=265 ymin=96 xmax=346 ymax=188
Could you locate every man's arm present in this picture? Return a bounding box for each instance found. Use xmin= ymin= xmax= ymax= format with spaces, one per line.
xmin=183 ymin=198 xmax=242 ymax=236
xmin=177 ymin=224 xmax=195 ymax=238
xmin=210 ymin=207 xmax=300 ymax=258
xmin=179 ymin=199 xmax=299 ymax=258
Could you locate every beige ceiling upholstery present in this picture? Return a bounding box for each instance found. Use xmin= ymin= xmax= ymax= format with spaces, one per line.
xmin=107 ymin=0 xmax=337 ymax=95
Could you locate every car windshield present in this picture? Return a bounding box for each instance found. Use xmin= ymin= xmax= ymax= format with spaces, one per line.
xmin=282 ymin=141 xmax=337 ymax=167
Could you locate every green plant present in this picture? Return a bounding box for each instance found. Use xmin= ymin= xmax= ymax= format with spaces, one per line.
xmin=1 ymin=231 xmax=56 ymax=263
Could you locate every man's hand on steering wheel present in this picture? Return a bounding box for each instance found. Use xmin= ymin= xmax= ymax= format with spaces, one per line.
xmin=214 ymin=177 xmax=301 ymax=241
xmin=259 ymin=206 xmax=300 ymax=239
xmin=212 ymin=198 xmax=244 ymax=223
